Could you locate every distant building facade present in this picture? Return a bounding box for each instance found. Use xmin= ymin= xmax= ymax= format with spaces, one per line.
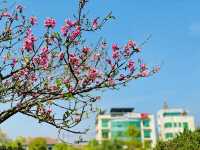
xmin=157 ymin=103 xmax=195 ymax=141
xmin=96 ymin=108 xmax=157 ymax=147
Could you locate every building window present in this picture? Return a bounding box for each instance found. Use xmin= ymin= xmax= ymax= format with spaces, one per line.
xmin=179 ymin=122 xmax=182 ymax=127
xmin=174 ymin=123 xmax=177 ymax=127
xmin=164 ymin=122 xmax=172 ymax=128
xmin=116 ymin=124 xmax=123 ymax=128
xmin=102 ymin=130 xmax=109 ymax=138
xmin=183 ymin=122 xmax=188 ymax=129
xmin=144 ymin=130 xmax=151 ymax=138
xmin=165 ymin=133 xmax=173 ymax=139
xmin=111 ymin=121 xmax=126 ymax=129
xmin=163 ymin=112 xmax=181 ymax=117
xmin=111 ymin=131 xmax=124 ymax=138
xmin=102 ymin=119 xmax=109 ymax=128
xmin=129 ymin=120 xmax=141 ymax=129
xmin=143 ymin=120 xmax=150 ymax=127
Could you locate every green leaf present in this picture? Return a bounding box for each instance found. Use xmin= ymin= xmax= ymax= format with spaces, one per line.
xmin=63 ymin=93 xmax=74 ymax=100
xmin=53 ymin=32 xmax=61 ymax=39
xmin=56 ymin=79 xmax=62 ymax=87
xmin=64 ymin=83 xmax=70 ymax=88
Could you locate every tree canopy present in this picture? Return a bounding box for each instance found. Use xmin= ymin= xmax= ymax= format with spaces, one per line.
xmin=28 ymin=137 xmax=47 ymax=150
xmin=0 ymin=0 xmax=159 ymax=135
xmin=154 ymin=129 xmax=200 ymax=150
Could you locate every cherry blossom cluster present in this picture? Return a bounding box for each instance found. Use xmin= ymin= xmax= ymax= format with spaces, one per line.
xmin=44 ymin=18 xmax=56 ymax=28
xmin=0 ymin=1 xmax=159 ymax=134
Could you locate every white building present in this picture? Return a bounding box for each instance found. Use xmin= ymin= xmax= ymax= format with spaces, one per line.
xmin=96 ymin=108 xmax=157 ymax=148
xmin=157 ymin=103 xmax=195 ymax=141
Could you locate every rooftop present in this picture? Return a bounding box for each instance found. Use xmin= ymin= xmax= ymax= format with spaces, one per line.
xmin=110 ymin=108 xmax=134 ymax=113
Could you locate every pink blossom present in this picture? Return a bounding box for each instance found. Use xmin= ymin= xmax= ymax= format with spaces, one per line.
xmin=47 ymin=108 xmax=52 ymax=113
xmin=61 ymin=25 xmax=69 ymax=36
xmin=88 ymin=68 xmax=98 ymax=81
xmin=112 ymin=49 xmax=120 ymax=60
xmin=65 ymin=20 xmax=76 ymax=27
xmin=30 ymin=16 xmax=37 ymax=25
xmin=93 ymin=53 xmax=101 ymax=61
xmin=19 ymin=68 xmax=29 ymax=76
xmin=26 ymin=28 xmax=32 ymax=35
xmin=112 ymin=43 xmax=119 ymax=50
xmin=39 ymin=56 xmax=49 ymax=69
xmin=75 ymin=115 xmax=81 ymax=122
xmin=69 ymin=26 xmax=81 ymax=41
xmin=30 ymin=73 xmax=37 ymax=81
xmin=108 ymin=77 xmax=115 ymax=86
xmin=127 ymin=40 xmax=136 ymax=48
xmin=23 ymin=29 xmax=36 ymax=51
xmin=44 ymin=18 xmax=56 ymax=28
xmin=140 ymin=70 xmax=149 ymax=77
xmin=124 ymin=45 xmax=131 ymax=56
xmin=42 ymin=47 xmax=48 ymax=53
xmin=1 ymin=11 xmax=11 ymax=17
xmin=92 ymin=18 xmax=98 ymax=29
xmin=112 ymin=44 xmax=120 ymax=60
xmin=33 ymin=57 xmax=39 ymax=65
xmin=38 ymin=47 xmax=49 ymax=69
xmin=128 ymin=60 xmax=135 ymax=72
xmin=61 ymin=20 xmax=76 ymax=36
xmin=12 ymin=58 xmax=17 ymax=66
xmin=32 ymin=93 xmax=40 ymax=98
xmin=68 ymin=87 xmax=74 ymax=93
xmin=82 ymin=47 xmax=90 ymax=54
xmin=12 ymin=73 xmax=19 ymax=80
xmin=51 ymin=85 xmax=58 ymax=91
xmin=23 ymin=38 xmax=33 ymax=51
xmin=69 ymin=53 xmax=80 ymax=66
xmin=63 ymin=79 xmax=70 ymax=84
xmin=59 ymin=52 xmax=65 ymax=60
xmin=140 ymin=64 xmax=147 ymax=70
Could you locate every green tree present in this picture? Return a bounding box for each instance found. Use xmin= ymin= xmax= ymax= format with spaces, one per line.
xmin=0 ymin=129 xmax=9 ymax=144
xmin=5 ymin=140 xmax=24 ymax=150
xmin=84 ymin=139 xmax=126 ymax=150
xmin=28 ymin=137 xmax=47 ymax=150
xmin=124 ymin=140 xmax=144 ymax=150
xmin=53 ymin=143 xmax=78 ymax=150
xmin=124 ymin=126 xmax=144 ymax=150
xmin=0 ymin=130 xmax=24 ymax=150
xmin=154 ymin=129 xmax=200 ymax=150
xmin=84 ymin=139 xmax=100 ymax=150
xmin=9 ymin=136 xmax=25 ymax=150
xmin=127 ymin=126 xmax=141 ymax=139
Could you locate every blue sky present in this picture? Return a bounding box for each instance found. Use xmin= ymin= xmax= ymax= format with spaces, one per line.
xmin=1 ymin=0 xmax=200 ymax=142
